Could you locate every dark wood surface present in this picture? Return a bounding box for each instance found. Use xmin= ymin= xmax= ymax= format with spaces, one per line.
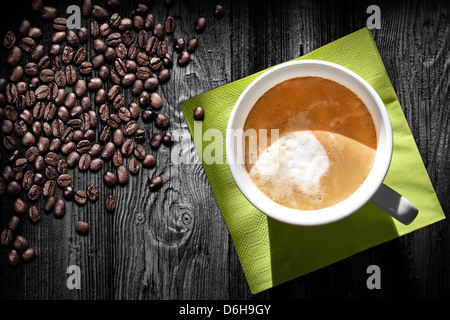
xmin=0 ymin=0 xmax=449 ymax=300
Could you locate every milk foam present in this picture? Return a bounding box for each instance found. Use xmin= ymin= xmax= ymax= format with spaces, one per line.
xmin=249 ymin=131 xmax=329 ymax=195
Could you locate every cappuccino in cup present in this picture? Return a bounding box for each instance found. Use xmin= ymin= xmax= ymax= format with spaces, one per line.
xmin=244 ymin=76 xmax=377 ymax=210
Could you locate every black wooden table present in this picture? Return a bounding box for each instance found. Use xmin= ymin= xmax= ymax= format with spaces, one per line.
xmin=0 ymin=0 xmax=449 ymax=301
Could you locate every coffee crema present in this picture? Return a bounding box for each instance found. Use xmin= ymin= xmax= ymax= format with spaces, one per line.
xmin=244 ymin=76 xmax=377 ymax=210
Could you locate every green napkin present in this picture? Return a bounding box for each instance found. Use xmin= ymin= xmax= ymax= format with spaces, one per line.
xmin=179 ymin=28 xmax=445 ymax=294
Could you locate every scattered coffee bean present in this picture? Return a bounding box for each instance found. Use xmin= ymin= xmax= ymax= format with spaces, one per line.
xmin=28 ymin=206 xmax=41 ymax=223
xmin=54 ymin=198 xmax=66 ymax=217
xmin=22 ymin=247 xmax=36 ymax=262
xmin=74 ymin=190 xmax=87 ymax=205
xmin=105 ymin=195 xmax=116 ymax=212
xmin=194 ymin=106 xmax=204 ymax=120
xmin=149 ymin=176 xmax=163 ymax=190
xmin=76 ymin=221 xmax=90 ymax=235
xmin=7 ymin=249 xmax=20 ymax=267
xmin=194 ymin=17 xmax=207 ymax=33
xmin=12 ymin=235 xmax=29 ymax=251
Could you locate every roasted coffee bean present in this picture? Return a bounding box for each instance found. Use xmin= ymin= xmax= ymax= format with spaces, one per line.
xmin=53 ymin=17 xmax=67 ymax=30
xmin=35 ymin=85 xmax=50 ymax=100
xmin=133 ymin=14 xmax=144 ymax=30
xmin=112 ymin=129 xmax=124 ymax=148
xmin=22 ymin=247 xmax=36 ymax=262
xmin=157 ymin=41 xmax=168 ymax=58
xmin=105 ymin=195 xmax=116 ymax=212
xmin=66 ymin=151 xmax=80 ymax=167
xmin=150 ymin=133 xmax=163 ymax=149
xmin=121 ymin=139 xmax=134 ymax=156
xmin=98 ymin=66 xmax=110 ymax=81
xmin=61 ymin=45 xmax=73 ymax=64
xmin=57 ymin=159 xmax=68 ymax=174
xmin=149 ymin=57 xmax=161 ymax=72
xmin=139 ymin=91 xmax=150 ymax=107
xmin=21 ymin=132 xmax=35 ymax=148
xmin=20 ymin=37 xmax=36 ymax=53
xmin=22 ymin=170 xmax=34 ymax=190
xmin=12 ymin=235 xmax=29 ymax=251
xmin=136 ymin=67 xmax=151 ymax=80
xmin=128 ymin=157 xmax=140 ymax=174
xmin=158 ymin=68 xmax=171 ymax=83
xmin=28 ymin=184 xmax=42 ymax=201
xmin=49 ymin=44 xmax=62 ymax=56
xmin=173 ymin=37 xmax=185 ymax=53
xmin=150 ymin=92 xmax=163 ymax=109
xmin=79 ymin=153 xmax=91 ymax=171
xmin=79 ymin=62 xmax=93 ymax=75
xmin=113 ymin=94 xmax=125 ymax=111
xmin=103 ymin=171 xmax=118 ymax=187
xmin=142 ymin=110 xmax=156 ymax=122
xmin=82 ymin=0 xmax=93 ymax=16
xmin=118 ymin=17 xmax=132 ymax=32
xmin=124 ymin=121 xmax=138 ymax=136
xmin=138 ymin=30 xmax=148 ymax=48
xmin=177 ymin=50 xmax=190 ymax=66
xmin=52 ymin=31 xmax=66 ymax=43
xmin=121 ymin=73 xmax=136 ymax=87
xmin=110 ymin=69 xmax=121 ymax=85
xmin=34 ymin=155 xmax=45 ymax=172
xmin=57 ymin=174 xmax=72 ymax=187
xmin=74 ymin=190 xmax=87 ymax=205
xmin=19 ymin=19 xmax=31 ymax=34
xmin=64 ymin=65 xmax=76 ymax=85
xmin=73 ymin=47 xmax=87 ymax=65
xmin=109 ymin=12 xmax=121 ymax=28
xmin=193 ymin=106 xmax=204 ymax=120
xmin=87 ymin=77 xmax=103 ymax=91
xmin=153 ymin=23 xmax=164 ymax=40
xmin=78 ymin=27 xmax=89 ymax=42
xmin=92 ymin=5 xmax=108 ymax=20
xmin=1 ymin=229 xmax=13 ymax=246
xmin=7 ymin=249 xmax=19 ymax=266
xmin=137 ymin=52 xmax=150 ymax=66
xmin=41 ymin=6 xmax=58 ymax=20
xmin=14 ymin=120 xmax=28 ymax=136
xmin=129 ymin=102 xmax=140 ymax=119
xmin=53 ymin=198 xmax=66 ymax=217
xmin=26 ymin=90 xmax=36 ymax=107
xmin=3 ymin=136 xmax=16 ymax=151
xmin=101 ymin=141 xmax=115 ymax=160
xmin=115 ymin=58 xmax=128 ymax=77
xmin=118 ymin=107 xmax=131 ymax=122
xmin=131 ymin=79 xmax=144 ymax=95
xmin=61 ymin=141 xmax=75 ymax=154
xmin=7 ymin=46 xmax=22 ymax=66
xmin=89 ymin=157 xmax=103 ymax=171
xmin=162 ymin=53 xmax=173 ymax=69
xmin=43 ymin=179 xmax=56 ymax=197
xmin=117 ymin=165 xmax=129 ymax=185
xmin=8 ymin=216 xmax=20 ymax=231
xmin=194 ymin=17 xmax=207 ymax=33
xmin=14 ymin=158 xmax=28 ymax=172
xmin=134 ymin=128 xmax=146 ymax=143
xmin=77 ymin=140 xmax=91 ymax=154
xmin=149 ymin=176 xmax=163 ymax=190
xmin=155 ymin=113 xmax=170 ymax=129
xmin=90 ymin=21 xmax=100 ymax=38
xmin=44 ymin=196 xmax=56 ymax=212
xmin=3 ymin=165 xmax=16 ymax=182
xmin=13 ymin=198 xmax=28 ymax=215
xmin=115 ymin=43 xmax=127 ymax=59
xmin=100 ymin=23 xmax=111 ymax=36
xmin=95 ymin=88 xmax=108 ymax=105
xmin=165 ymin=16 xmax=175 ymax=34
xmin=74 ymin=80 xmax=87 ymax=97
xmin=66 ymin=30 xmax=80 ymax=47
xmin=4 ymin=31 xmax=16 ymax=49
xmin=63 ymin=186 xmax=75 ymax=200
xmin=86 ymin=184 xmax=99 ymax=201
xmin=31 ymin=44 xmax=44 ymax=61
xmin=134 ymin=144 xmax=146 ymax=160
xmin=10 ymin=65 xmax=23 ymax=82
xmin=146 ymin=36 xmax=159 ymax=54
xmin=143 ymin=154 xmax=156 ymax=168
xmin=107 ymin=84 xmax=120 ymax=101
xmin=76 ymin=220 xmax=89 ymax=234
xmin=214 ymin=4 xmax=225 ymax=18
xmin=186 ymin=37 xmax=199 ymax=53
xmin=112 ymin=151 xmax=123 ymax=167
xmin=144 ymin=77 xmax=159 ymax=91
xmin=44 ymin=152 xmax=59 ymax=167
xmin=40 ymin=69 xmax=55 ymax=83
xmin=28 ymin=206 xmax=41 ymax=222
xmin=99 ymin=125 xmax=112 ymax=143
xmin=107 ymin=33 xmax=122 ymax=47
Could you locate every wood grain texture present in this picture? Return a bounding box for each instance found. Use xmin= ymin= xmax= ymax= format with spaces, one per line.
xmin=0 ymin=0 xmax=449 ymax=300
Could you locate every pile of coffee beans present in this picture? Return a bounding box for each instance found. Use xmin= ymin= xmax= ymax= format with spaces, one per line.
xmin=0 ymin=0 xmax=225 ymax=266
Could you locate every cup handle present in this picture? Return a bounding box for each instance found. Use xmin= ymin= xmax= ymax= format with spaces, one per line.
xmin=370 ymin=183 xmax=419 ymax=225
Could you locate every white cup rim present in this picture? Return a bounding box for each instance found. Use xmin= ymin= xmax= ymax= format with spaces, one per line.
xmin=226 ymin=60 xmax=393 ymax=226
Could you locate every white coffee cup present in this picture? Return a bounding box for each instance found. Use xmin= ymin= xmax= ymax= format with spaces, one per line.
xmin=226 ymin=60 xmax=418 ymax=226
